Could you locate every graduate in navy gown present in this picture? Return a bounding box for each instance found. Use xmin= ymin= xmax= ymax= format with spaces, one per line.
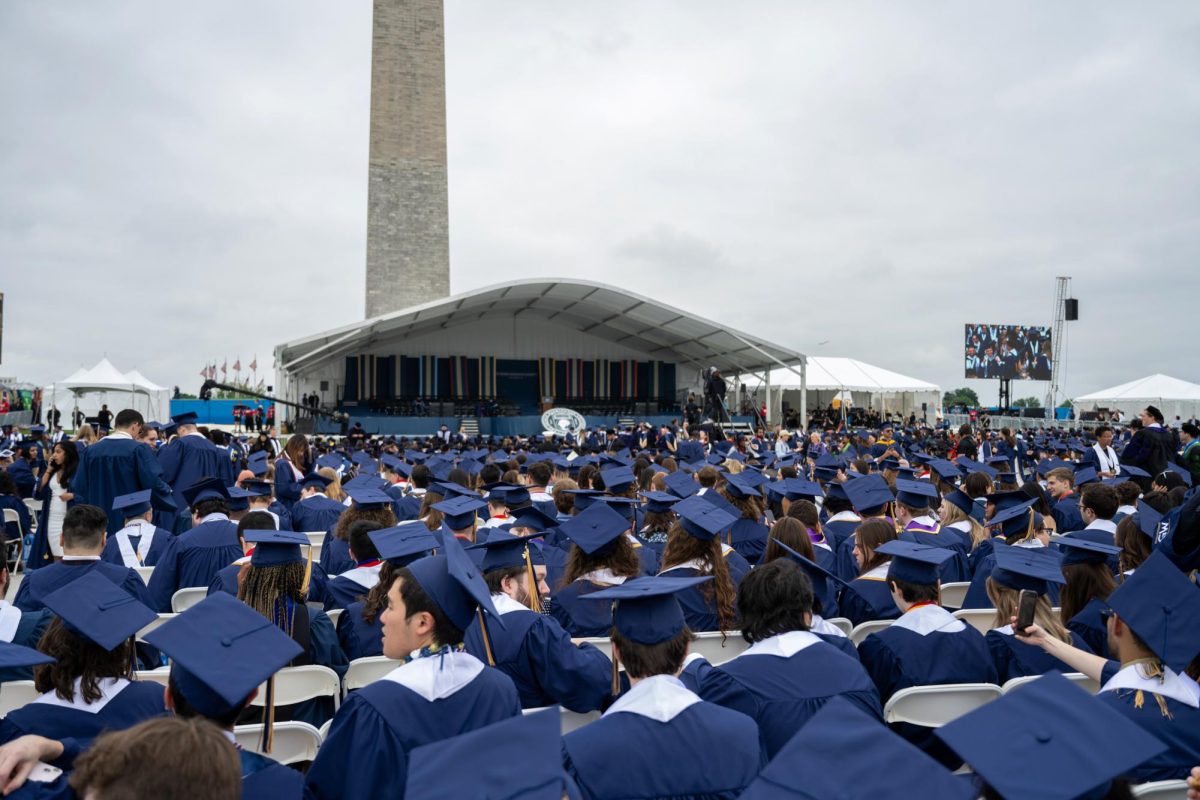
xmin=146 ymin=478 xmax=243 ymax=612
xmin=936 ymin=672 xmax=1170 ymax=800
xmin=836 ymin=518 xmax=903 ymax=626
xmin=242 ymin=476 xmax=293 ymax=530
xmin=982 ymin=545 xmax=1093 ymax=683
xmin=855 ymin=541 xmax=997 ymax=767
xmin=69 ymin=410 xmax=176 ymax=536
xmin=273 ymin=435 xmax=312 ymax=516
xmin=893 ymin=479 xmax=971 ymax=582
xmin=98 ymin=490 xmax=173 ymax=569
xmin=1057 ymin=536 xmax=1121 ymax=659
xmin=155 ymin=412 xmax=235 ymax=533
xmin=289 ymin=473 xmax=346 ymax=536
xmin=304 ymin=536 xmax=521 ymax=800
xmin=656 ymin=495 xmax=750 ymax=634
xmin=337 ymin=523 xmax=440 ymax=661
xmin=317 ymin=483 xmax=398 ymax=578
xmin=760 ymin=514 xmax=840 ymax=618
xmin=833 ymin=475 xmax=893 ymax=581
xmin=0 ymin=572 xmax=165 ymax=748
xmin=679 ymin=559 xmax=881 ymax=760
xmin=718 ymin=472 xmax=770 ymax=564
xmin=551 ymin=503 xmax=647 ymax=637
xmin=961 ymin=498 xmax=1060 ymax=609
xmin=13 ymin=505 xmax=152 ymax=613
xmin=463 ymin=532 xmax=613 ymax=712
xmin=562 ymin=576 xmax=762 ymax=799
xmin=321 ymin=519 xmax=384 ymax=611
xmin=236 ymin=529 xmax=348 ymax=727
xmin=819 ymin=483 xmax=862 ymax=555
xmin=143 ymin=592 xmax=307 ymax=800
xmin=0 ymin=563 xmax=51 ymax=684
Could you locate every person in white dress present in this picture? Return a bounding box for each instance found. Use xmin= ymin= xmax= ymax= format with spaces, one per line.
xmin=36 ymin=442 xmax=79 ymax=560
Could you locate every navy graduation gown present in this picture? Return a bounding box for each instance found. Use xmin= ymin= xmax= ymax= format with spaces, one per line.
xmin=336 ymin=602 xmax=383 ymax=661
xmin=0 ymin=608 xmax=52 ymax=683
xmin=28 ymin=482 xmax=71 ymax=572
xmin=317 ymin=537 xmax=353 ymax=578
xmin=822 ymin=516 xmax=862 ymax=553
xmin=392 ymin=494 xmax=421 ymax=522
xmin=655 ymin=564 xmax=736 ymax=634
xmin=1066 ymin=597 xmax=1110 ymax=659
xmin=562 ymin=676 xmax=761 ymax=800
xmin=304 ymin=653 xmax=520 ymax=800
xmin=14 ymin=560 xmax=152 ymax=613
xmin=682 ymin=631 xmax=882 ymax=760
xmin=156 ymin=435 xmax=236 ymax=532
xmin=266 ymin=501 xmax=294 ymax=531
xmin=985 ymin=627 xmax=1093 ymax=684
xmin=240 ymin=749 xmax=303 ymax=799
xmin=273 ymin=456 xmax=304 ymax=515
xmin=551 ymin=580 xmax=619 ymax=638
xmin=1098 ymin=669 xmax=1200 ymax=782
xmin=99 ymin=523 xmax=173 ymax=568
xmin=833 ymin=535 xmax=861 ymax=582
xmin=290 ymin=496 xmax=345 ymax=536
xmin=1051 ymin=494 xmax=1083 ymax=534
xmin=463 ymin=597 xmax=612 ymax=712
xmin=146 ymin=516 xmax=242 ymax=611
xmin=628 ymin=537 xmax=659 ymax=576
xmin=837 ymin=572 xmax=900 ymax=627
xmin=0 ymin=680 xmax=166 ymax=747
xmin=71 ymin=437 xmax=176 ymax=534
xmin=898 ymin=527 xmax=971 ymax=583
xmin=6 ymin=462 xmax=35 ymax=499
xmin=726 ymin=519 xmax=769 ymax=564
xmin=321 ymin=563 xmax=381 ymax=611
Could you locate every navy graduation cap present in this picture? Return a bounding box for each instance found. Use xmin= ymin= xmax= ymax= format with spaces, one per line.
xmin=182 ymin=477 xmax=229 ymax=508
xmin=586 ymin=575 xmax=711 ymax=644
xmin=41 ymin=572 xmax=157 ymax=651
xmin=842 ymin=474 xmax=893 ymax=514
xmin=300 ymin=472 xmax=334 ymax=490
xmin=558 ymin=503 xmax=630 ymax=555
xmin=563 ymin=488 xmax=605 ymax=512
xmin=111 ymin=489 xmax=152 ymax=518
xmin=0 ymin=641 xmax=54 ymax=670
xmin=508 ymin=505 xmax=558 ymax=533
xmin=245 ymin=529 xmax=309 ymax=567
xmin=876 ymin=540 xmax=955 ymax=584
xmin=674 ymin=495 xmax=737 ymax=541
xmin=1054 ymin=535 xmax=1120 ymax=567
xmin=433 ymin=496 xmax=488 ymax=530
xmin=488 ymin=484 xmax=531 ymax=508
xmin=721 ymin=472 xmax=760 ymax=500
xmin=599 ymin=466 xmax=636 ymax=494
xmin=369 ymin=522 xmax=440 ymax=566
xmin=405 ymin=533 xmax=504 ymax=633
xmin=893 ymin=478 xmax=938 ymax=509
xmin=638 ymin=491 xmax=680 ymax=514
xmin=171 ymin=411 xmax=199 ymax=426
xmin=662 ymin=470 xmax=699 ymax=499
xmin=955 ymin=456 xmax=997 ymax=479
xmin=990 ymin=545 xmax=1065 ymax=595
xmin=1105 ymin=550 xmax=1200 ymax=672
xmin=344 ymin=485 xmax=393 ymax=510
xmin=241 ymin=478 xmax=272 ymax=498
xmin=143 ymin=592 xmax=304 ymax=718
xmin=942 ymin=488 xmax=974 ymax=516
xmin=935 ymin=671 xmax=1167 ymax=800
xmin=926 ymin=458 xmax=962 ymax=484
xmin=1072 ymin=466 xmax=1098 ymax=486
xmin=1132 ymin=500 xmax=1163 ymax=540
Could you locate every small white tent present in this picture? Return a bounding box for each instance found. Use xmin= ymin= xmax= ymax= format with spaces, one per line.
xmin=744 ymin=356 xmax=942 ymax=423
xmin=1075 ymin=374 xmax=1200 ymax=423
xmin=44 ymin=359 xmax=171 ymax=427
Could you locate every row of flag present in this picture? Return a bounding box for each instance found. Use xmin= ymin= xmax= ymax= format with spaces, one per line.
xmin=199 ymin=356 xmax=258 ymax=380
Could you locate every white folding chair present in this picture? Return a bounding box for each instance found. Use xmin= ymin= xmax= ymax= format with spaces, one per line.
xmin=326 ymin=608 xmax=343 ymax=628
xmin=170 ymin=587 xmax=208 ymax=613
xmin=22 ymin=499 xmax=42 ymax=525
xmin=849 ymin=619 xmax=893 ymax=646
xmin=134 ymin=566 xmax=155 ymax=585
xmin=234 ymin=722 xmax=323 ymax=765
xmin=2 ymin=510 xmax=24 ymax=573
xmin=883 ymin=683 xmax=1003 ymax=728
xmin=689 ymin=631 xmax=749 ymax=665
xmin=822 ymin=617 xmax=853 ymax=636
xmin=250 ymin=665 xmax=341 ymax=711
xmin=134 ymin=667 xmax=172 ymax=687
xmin=318 ymin=719 xmax=332 ymax=742
xmin=523 ymin=705 xmax=601 ymax=734
xmin=1002 ymin=672 xmax=1100 ymax=695
xmin=0 ymin=680 xmax=39 ymax=717
xmin=342 ymin=656 xmax=401 ymax=693
xmin=939 ymin=582 xmax=971 ymax=610
xmin=6 ymin=573 xmax=22 ymax=603
xmin=951 ymin=608 xmax=996 ymax=635
xmin=304 ymin=531 xmax=327 ymax=548
xmin=1131 ymin=780 xmax=1190 ymax=799
xmin=136 ymin=613 xmax=177 ymax=643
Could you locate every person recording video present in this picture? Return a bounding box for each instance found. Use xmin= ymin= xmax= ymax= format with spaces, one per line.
xmin=703 ymin=367 xmax=728 ymax=423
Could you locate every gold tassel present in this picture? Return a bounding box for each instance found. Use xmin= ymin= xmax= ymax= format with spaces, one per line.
xmin=611 ymin=640 xmax=620 ymax=696
xmin=523 ymin=546 xmax=542 ymax=614
xmin=301 ymin=541 xmax=314 ymax=597
xmin=1156 ymin=693 xmax=1173 ymax=719
xmin=477 ymin=608 xmax=496 ymax=666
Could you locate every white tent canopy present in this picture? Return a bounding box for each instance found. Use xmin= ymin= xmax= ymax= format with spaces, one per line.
xmin=744 ymin=356 xmax=942 ymax=423
xmin=1075 ymin=374 xmax=1200 ymax=422
xmin=44 ymin=358 xmax=171 ymax=427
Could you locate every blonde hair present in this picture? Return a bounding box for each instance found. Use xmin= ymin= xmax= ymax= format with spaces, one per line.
xmin=941 ymin=502 xmax=988 ymax=549
xmin=986 ymin=577 xmax=1069 ymax=643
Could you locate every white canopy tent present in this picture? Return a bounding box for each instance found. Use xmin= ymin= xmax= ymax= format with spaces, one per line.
xmin=1075 ymin=374 xmax=1200 ymax=423
xmin=743 ymin=356 xmax=942 ymax=425
xmin=44 ymin=359 xmax=171 ymax=427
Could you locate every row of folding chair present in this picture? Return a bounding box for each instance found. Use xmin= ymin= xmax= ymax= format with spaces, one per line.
xmin=849 ymin=606 xmax=1068 ymax=646
xmin=577 ymin=630 xmax=752 ymax=666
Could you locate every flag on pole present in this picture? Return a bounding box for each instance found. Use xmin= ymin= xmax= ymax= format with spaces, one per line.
xmin=221 ymin=360 xmax=227 ymax=376
xmin=249 ymin=356 xmax=257 ymax=371
xmin=233 ymin=358 xmax=241 ymax=372
xmin=199 ymin=365 xmax=207 ymax=378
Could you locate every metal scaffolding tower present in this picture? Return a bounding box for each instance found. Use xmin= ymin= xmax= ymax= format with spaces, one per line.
xmin=1046 ymin=276 xmax=1072 ymax=411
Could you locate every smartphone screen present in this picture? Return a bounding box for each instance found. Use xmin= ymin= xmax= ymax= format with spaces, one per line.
xmin=1016 ymin=589 xmax=1038 ymax=633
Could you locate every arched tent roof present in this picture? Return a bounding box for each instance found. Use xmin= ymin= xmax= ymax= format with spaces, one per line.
xmin=276 ymin=278 xmax=806 ymax=377
xmin=1075 ymin=374 xmax=1200 ymax=404
xmin=124 ymin=369 xmax=166 ymax=392
xmin=747 ymin=356 xmax=939 ymax=393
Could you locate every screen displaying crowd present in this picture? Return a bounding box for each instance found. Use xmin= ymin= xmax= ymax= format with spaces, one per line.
xmin=964 ymin=323 xmax=1053 ymax=380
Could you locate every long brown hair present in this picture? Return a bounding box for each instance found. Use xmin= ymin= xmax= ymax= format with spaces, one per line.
xmin=361 ymin=561 xmax=397 ymax=624
xmin=720 ymin=489 xmax=763 ymax=522
xmin=331 ymin=505 xmax=397 ymax=542
xmin=283 ymin=434 xmax=309 ymax=471
xmin=855 ymin=518 xmax=897 ymax=575
xmin=1060 ymin=562 xmax=1116 ymax=624
xmin=418 ymin=488 xmax=446 ymax=531
xmin=762 ymin=516 xmax=815 ymax=564
xmin=35 ymin=618 xmax=134 ymax=704
xmin=1115 ymin=516 xmax=1154 ymax=577
xmin=561 ymin=537 xmax=641 ymax=588
xmin=660 ymin=524 xmax=737 ymax=633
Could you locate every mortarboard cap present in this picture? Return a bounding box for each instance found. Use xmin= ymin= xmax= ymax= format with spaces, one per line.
xmin=241 ymin=479 xmax=272 ymax=498
xmin=942 ymin=489 xmax=974 ymax=516
xmin=674 ymin=494 xmax=738 ymax=541
xmin=563 ymin=488 xmax=605 ymax=512
xmin=1054 ymin=535 xmax=1120 ymax=567
xmin=1132 ymin=500 xmax=1163 ymax=540
xmin=742 ymin=696 xmax=971 ymax=800
xmin=0 ymin=641 xmax=54 ymax=670
xmin=245 ymin=529 xmax=308 ymax=567
xmin=926 ymin=459 xmax=962 ymax=484
xmin=1117 ymin=464 xmax=1150 ymax=479
xmin=1105 ymin=550 xmax=1200 ymax=671
xmin=935 ymin=672 xmax=1167 ymax=800
xmin=41 ymin=572 xmax=156 ymax=651
xmin=488 ymin=484 xmax=531 ymax=508
xmin=599 ymin=467 xmax=636 ymax=494
xmin=344 ymin=485 xmax=393 ymax=510
xmin=558 ymin=503 xmax=630 ymax=555
xmin=990 ymin=545 xmax=1065 ymax=595
xmin=842 ymin=474 xmax=893 ymax=514
xmin=638 ymin=490 xmax=680 ymax=514
xmin=369 ymin=522 xmax=440 ymax=566
xmin=171 ymin=411 xmax=199 ymax=426
xmin=877 ymin=540 xmax=955 ymax=585
xmin=893 ymin=478 xmax=938 ymax=509
xmin=433 ymin=496 xmax=488 ymax=531
xmin=182 ymin=477 xmax=230 ymax=508
xmin=955 ymin=456 xmax=997 ymax=479
xmin=772 ymin=539 xmax=850 ymax=589
xmin=586 ymin=576 xmax=712 ymax=644
xmin=435 ymin=482 xmax=480 ymax=499
xmin=112 ymin=489 xmax=152 ymax=518
xmin=1072 ymin=466 xmax=1098 ymax=486
xmin=405 ymin=534 xmax=504 ymax=632
xmin=721 ymin=472 xmax=761 ymax=500
xmin=508 ymin=505 xmax=559 ymax=533
xmin=143 ymin=592 xmax=304 ymax=718
xmin=662 ymin=470 xmax=699 ymax=499
xmin=470 ymin=532 xmax=545 ymax=573
xmin=300 ymin=472 xmax=334 ymax=490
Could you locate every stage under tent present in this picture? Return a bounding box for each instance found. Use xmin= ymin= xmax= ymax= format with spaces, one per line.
xmin=274 ymin=278 xmax=807 ymax=436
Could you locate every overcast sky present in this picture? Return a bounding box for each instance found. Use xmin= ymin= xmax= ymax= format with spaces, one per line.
xmin=2 ymin=2 xmax=1197 ymax=406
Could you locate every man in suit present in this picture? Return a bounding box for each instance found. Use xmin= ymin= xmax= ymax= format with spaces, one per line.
xmin=1121 ymin=406 xmax=1176 ymax=488
xmin=71 ymin=409 xmax=177 ymax=534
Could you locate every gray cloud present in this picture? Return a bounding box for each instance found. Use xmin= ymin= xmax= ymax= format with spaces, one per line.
xmin=2 ymin=1 xmax=1198 ymax=406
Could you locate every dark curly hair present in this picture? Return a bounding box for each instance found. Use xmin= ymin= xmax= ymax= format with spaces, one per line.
xmin=35 ymin=617 xmax=134 ymax=704
xmin=738 ymin=559 xmax=813 ymax=644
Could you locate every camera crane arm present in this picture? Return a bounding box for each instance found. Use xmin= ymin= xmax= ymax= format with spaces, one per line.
xmin=199 ymin=380 xmax=349 ymax=423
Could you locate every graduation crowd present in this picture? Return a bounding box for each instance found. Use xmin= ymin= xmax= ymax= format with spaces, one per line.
xmin=0 ymin=404 xmax=1197 ymax=798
